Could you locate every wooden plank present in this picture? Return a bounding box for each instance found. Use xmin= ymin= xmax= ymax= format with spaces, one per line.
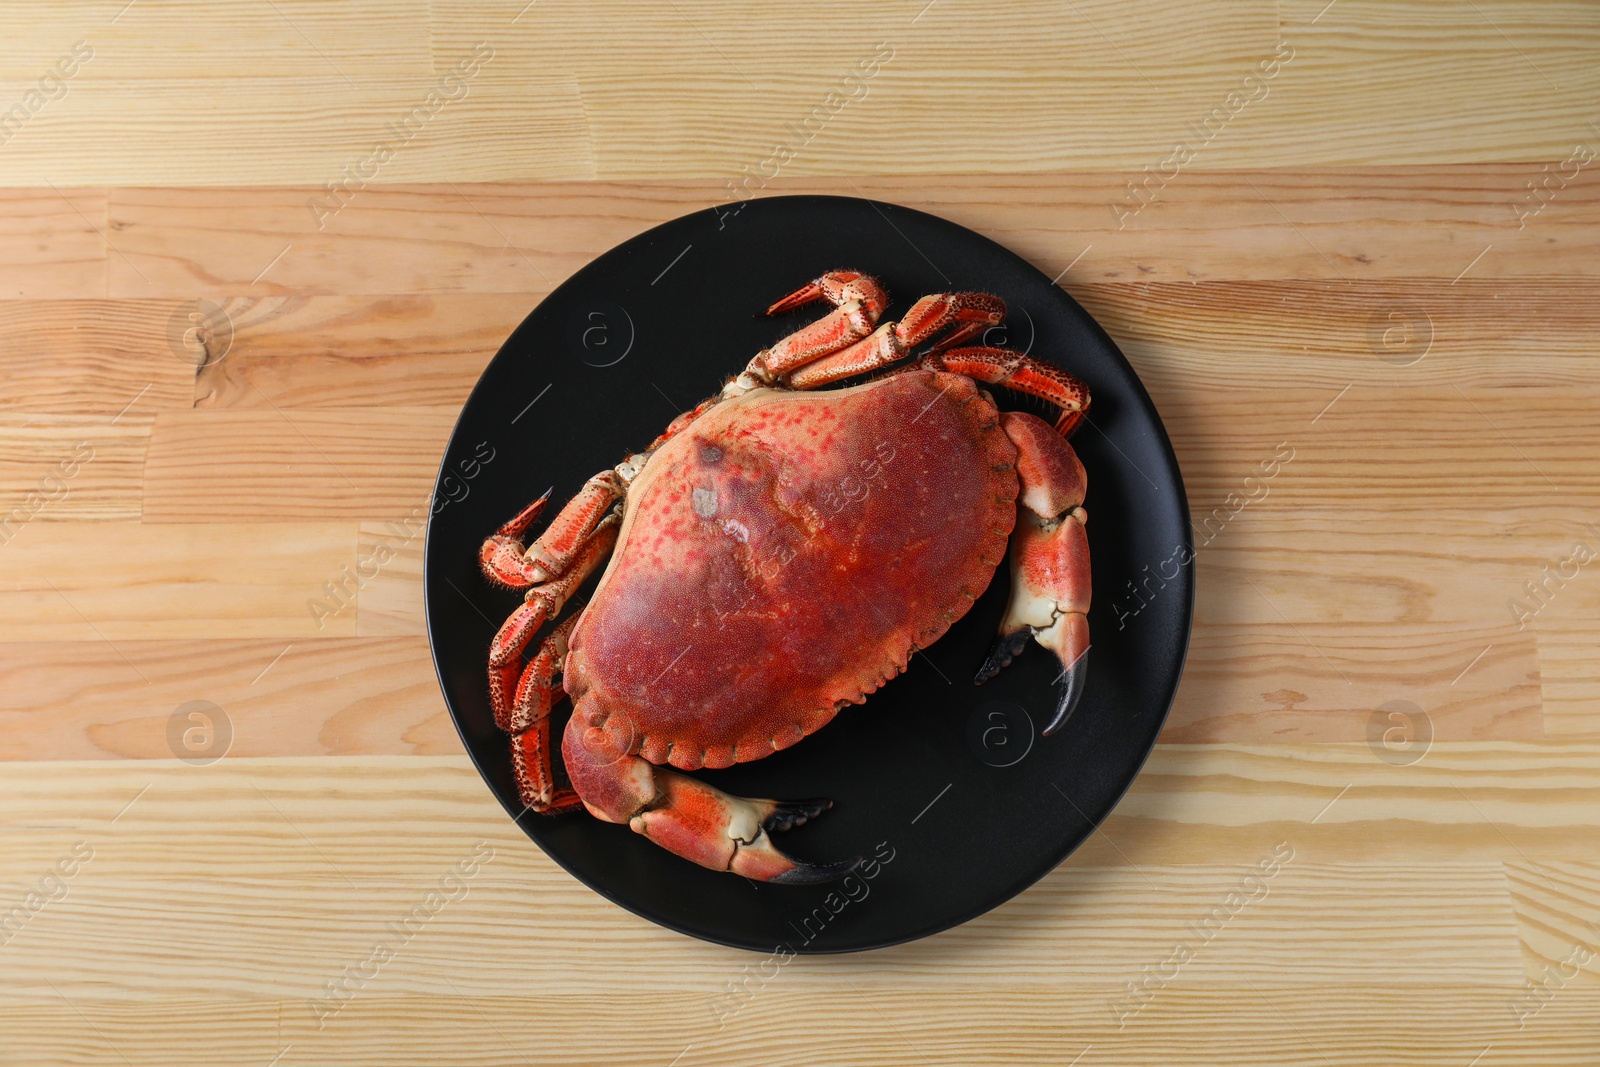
xmin=5 ymin=988 xmax=1595 ymax=1067
xmin=0 ymin=189 xmax=105 ymax=298
xmin=0 ymin=300 xmax=193 ymax=415
xmin=1186 ymin=508 xmax=1600 ymax=635
xmin=557 ymin=1 xmax=1273 ymax=178
xmin=0 ymin=415 xmax=149 ymax=523
xmin=141 ymin=409 xmax=455 ymax=522
xmin=103 ymin=168 xmax=1600 ymax=299
xmin=105 ymin=183 xmax=706 ymax=297
xmin=441 ymin=0 xmax=1599 ymax=176
xmin=1 ymin=747 xmax=1596 ymax=881
xmin=0 ymin=1 xmax=1593 ymax=186
xmin=1164 ymin=622 xmax=1540 ymax=743
xmin=1072 ymin=280 xmax=1600 ymax=392
xmin=356 ymin=521 xmax=426 ymax=636
xmin=192 ymin=294 xmax=518 ymax=409
xmin=0 ymin=1 xmax=433 ymax=79
xmin=1159 ymin=386 xmax=1600 ymax=513
xmin=0 ymin=999 xmax=281 ymax=1067
xmin=872 ymin=166 xmax=1600 ymax=283
xmin=0 ymin=862 xmax=1520 ymax=999
xmin=0 ymin=637 xmax=450 ymax=761
xmin=0 ymin=522 xmax=358 ymax=640
xmin=1093 ymin=742 xmax=1600 ymax=865
xmin=0 ymin=616 xmax=1540 ymax=764
xmin=0 ymin=74 xmax=595 ymax=187
xmin=1505 ymin=861 xmax=1600 ymax=977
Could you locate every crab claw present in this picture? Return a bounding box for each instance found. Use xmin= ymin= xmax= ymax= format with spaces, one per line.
xmin=747 ymin=798 xmax=862 ymax=885
xmin=977 ymin=507 xmax=1091 ymax=736
xmin=479 ymin=489 xmax=553 ymax=587
xmin=638 ymin=775 xmax=860 ymax=884
xmin=766 ymin=270 xmax=888 ymax=320
xmin=977 ymin=411 xmax=1092 ymax=736
xmin=975 ymin=607 xmax=1089 ymax=736
xmin=975 ymin=631 xmax=1030 ymax=684
xmin=1038 ymin=615 xmax=1090 ymax=736
xmin=763 ymin=796 xmax=833 ymax=833
xmin=562 ymin=720 xmax=861 ymax=883
xmin=741 ymin=831 xmax=863 ymax=886
xmin=766 ymin=280 xmax=828 ymax=316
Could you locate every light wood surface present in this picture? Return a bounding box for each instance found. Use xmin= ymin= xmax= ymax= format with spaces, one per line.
xmin=2 ymin=2 xmax=1598 ymax=1064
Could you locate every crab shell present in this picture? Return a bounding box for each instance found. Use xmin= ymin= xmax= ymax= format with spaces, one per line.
xmin=561 ymin=368 xmax=1020 ymax=772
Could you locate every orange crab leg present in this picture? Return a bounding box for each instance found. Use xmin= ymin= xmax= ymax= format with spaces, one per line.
xmin=749 ymin=271 xmax=891 ymax=381
xmin=562 ymin=709 xmax=859 ymax=883
xmin=922 ymin=346 xmax=1091 ymax=434
xmin=487 ymin=513 xmax=618 ymax=744
xmin=499 ymin=612 xmax=580 ymax=733
xmin=504 ymin=614 xmax=584 ymax=813
xmin=757 ymin=300 xmax=880 ymax=378
xmin=766 ymin=269 xmax=888 ymax=319
xmin=976 ymin=411 xmax=1091 ymax=734
xmin=480 ymin=471 xmax=624 ymax=588
xmin=897 ymin=291 xmax=1006 ymax=350
xmin=786 ymin=291 xmax=1008 ymax=390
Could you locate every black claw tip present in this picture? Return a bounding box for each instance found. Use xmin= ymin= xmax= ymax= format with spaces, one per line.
xmin=770 ymin=855 xmax=863 ymax=885
xmin=1042 ymin=652 xmax=1088 ymax=736
xmin=975 ymin=630 xmax=1031 ymax=684
xmin=764 ymin=797 xmax=833 ymax=834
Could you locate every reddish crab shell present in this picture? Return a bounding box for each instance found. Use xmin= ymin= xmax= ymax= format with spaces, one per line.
xmin=479 ymin=271 xmax=1091 ymax=883
xmin=564 ymin=370 xmax=1015 ymax=771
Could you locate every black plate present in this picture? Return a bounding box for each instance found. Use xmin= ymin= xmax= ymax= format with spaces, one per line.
xmin=425 ymin=195 xmax=1192 ymax=953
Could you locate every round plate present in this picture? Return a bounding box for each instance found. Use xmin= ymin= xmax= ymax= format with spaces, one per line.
xmin=425 ymin=195 xmax=1192 ymax=953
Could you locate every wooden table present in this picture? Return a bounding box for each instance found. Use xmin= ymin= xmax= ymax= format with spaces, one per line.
xmin=3 ymin=2 xmax=1598 ymax=1064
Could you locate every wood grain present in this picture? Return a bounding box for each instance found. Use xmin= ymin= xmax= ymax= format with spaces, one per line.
xmin=2 ymin=746 xmax=1596 ymax=878
xmin=191 ymin=294 xmax=516 ymax=409
xmin=0 ymin=189 xmax=105 ymax=297
xmin=0 ymin=637 xmax=449 ymax=761
xmin=0 ymin=522 xmax=358 ymax=640
xmin=140 ymin=408 xmax=456 ymax=522
xmin=6 ymin=989 xmax=1596 ymax=1067
xmin=355 ymin=520 xmax=426 ymax=636
xmin=2 ymin=0 xmax=1597 ymax=185
xmin=0 ymin=74 xmax=596 ymax=187
xmin=0 ymin=299 xmax=193 ymax=415
xmin=1 ymin=1 xmax=435 ymax=79
xmin=0 ymin=415 xmax=149 ymax=522
xmin=1164 ymin=622 xmax=1540 ymax=743
xmin=101 ymin=169 xmax=1600 ymax=299
xmin=4 ymin=1 xmax=1599 ymax=1062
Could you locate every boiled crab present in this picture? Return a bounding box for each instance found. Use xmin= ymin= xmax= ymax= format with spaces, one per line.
xmin=480 ymin=271 xmax=1091 ymax=882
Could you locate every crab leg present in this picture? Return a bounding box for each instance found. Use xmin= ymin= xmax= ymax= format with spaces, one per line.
xmin=744 ymin=270 xmax=889 ymax=384
xmin=505 ymin=614 xmax=584 ymax=813
xmin=921 ymin=345 xmax=1090 ymax=434
xmin=480 ymin=471 xmax=624 ymax=588
xmin=976 ymin=411 xmax=1092 ymax=735
xmin=486 ymin=511 xmax=617 ymax=796
xmin=786 ymin=291 xmax=1007 ymax=390
xmin=563 ymin=715 xmax=860 ymax=883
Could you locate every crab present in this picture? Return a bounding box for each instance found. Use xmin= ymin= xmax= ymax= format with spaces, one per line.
xmin=479 ymin=271 xmax=1091 ymax=883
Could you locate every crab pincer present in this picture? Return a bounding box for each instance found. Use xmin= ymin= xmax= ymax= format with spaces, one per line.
xmin=975 ymin=411 xmax=1092 ymax=734
xmin=562 ymin=716 xmax=861 ymax=883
